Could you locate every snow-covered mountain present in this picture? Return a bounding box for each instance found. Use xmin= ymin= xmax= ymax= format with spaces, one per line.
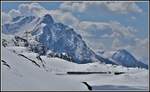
xmin=2 ymin=14 xmax=148 ymax=68
xmin=112 ymin=49 xmax=148 ymax=69
xmin=2 ymin=14 xmax=99 ymax=64
xmin=97 ymin=49 xmax=148 ymax=69
xmin=2 ymin=16 xmax=35 ymax=34
xmin=1 ymin=14 xmax=149 ymax=91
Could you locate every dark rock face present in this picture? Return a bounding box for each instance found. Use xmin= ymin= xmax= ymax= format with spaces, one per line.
xmin=35 ymin=14 xmax=98 ymax=63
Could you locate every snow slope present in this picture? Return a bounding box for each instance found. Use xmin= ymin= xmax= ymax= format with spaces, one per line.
xmin=1 ymin=47 xmax=149 ymax=91
xmin=1 ymin=47 xmax=88 ymax=91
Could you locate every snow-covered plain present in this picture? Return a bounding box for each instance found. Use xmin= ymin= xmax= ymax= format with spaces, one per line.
xmin=1 ymin=47 xmax=88 ymax=91
xmin=1 ymin=47 xmax=149 ymax=91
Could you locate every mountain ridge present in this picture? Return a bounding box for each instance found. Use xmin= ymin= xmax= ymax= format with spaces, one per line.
xmin=2 ymin=14 xmax=148 ymax=68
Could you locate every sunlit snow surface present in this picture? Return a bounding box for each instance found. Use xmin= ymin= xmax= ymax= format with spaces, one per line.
xmin=1 ymin=47 xmax=149 ymax=91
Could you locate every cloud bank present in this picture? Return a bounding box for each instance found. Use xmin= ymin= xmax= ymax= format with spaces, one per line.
xmin=60 ymin=2 xmax=143 ymax=14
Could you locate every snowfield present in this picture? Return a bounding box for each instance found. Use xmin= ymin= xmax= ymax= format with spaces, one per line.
xmin=1 ymin=47 xmax=88 ymax=91
xmin=1 ymin=47 xmax=149 ymax=91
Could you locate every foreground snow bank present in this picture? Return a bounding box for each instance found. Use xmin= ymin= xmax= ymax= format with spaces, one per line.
xmin=1 ymin=47 xmax=149 ymax=91
xmin=1 ymin=47 xmax=88 ymax=91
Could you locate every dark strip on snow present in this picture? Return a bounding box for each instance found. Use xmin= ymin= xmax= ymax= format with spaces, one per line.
xmin=18 ymin=54 xmax=40 ymax=68
xmin=67 ymin=71 xmax=125 ymax=75
xmin=82 ymin=82 xmax=92 ymax=91
xmin=1 ymin=60 xmax=11 ymax=69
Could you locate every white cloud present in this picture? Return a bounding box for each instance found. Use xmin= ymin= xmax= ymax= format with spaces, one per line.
xmin=74 ymin=20 xmax=139 ymax=55
xmin=111 ymin=38 xmax=123 ymax=50
xmin=122 ymin=38 xmax=149 ymax=64
xmin=59 ymin=2 xmax=103 ymax=13
xmin=77 ymin=21 xmax=110 ymax=37
xmin=8 ymin=9 xmax=21 ymax=18
xmin=18 ymin=3 xmax=48 ymax=17
xmin=2 ymin=12 xmax=12 ymax=24
xmin=30 ymin=3 xmax=48 ymax=16
xmin=108 ymin=21 xmax=137 ymax=38
xmin=2 ymin=3 xmax=48 ymax=24
xmin=103 ymin=2 xmax=143 ymax=14
xmin=131 ymin=16 xmax=136 ymax=20
xmin=18 ymin=3 xmax=31 ymax=16
xmin=85 ymin=38 xmax=105 ymax=52
xmin=78 ymin=21 xmax=108 ymax=31
xmin=60 ymin=2 xmax=88 ymax=13
xmin=60 ymin=2 xmax=142 ymax=14
xmin=49 ymin=10 xmax=79 ymax=28
xmin=77 ymin=20 xmax=136 ymax=39
xmin=109 ymin=32 xmax=121 ymax=38
xmin=2 ymin=2 xmax=79 ymax=28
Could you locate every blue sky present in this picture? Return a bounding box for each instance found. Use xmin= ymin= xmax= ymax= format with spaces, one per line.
xmin=2 ymin=1 xmax=149 ymax=63
xmin=2 ymin=1 xmax=148 ymax=38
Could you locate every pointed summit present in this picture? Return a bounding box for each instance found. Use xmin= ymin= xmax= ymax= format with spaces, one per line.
xmin=117 ymin=49 xmax=129 ymax=54
xmin=42 ymin=14 xmax=54 ymax=24
xmin=112 ymin=49 xmax=137 ymax=64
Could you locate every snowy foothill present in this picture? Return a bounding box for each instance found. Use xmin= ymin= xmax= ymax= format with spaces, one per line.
xmin=1 ymin=47 xmax=88 ymax=91
xmin=1 ymin=47 xmax=149 ymax=91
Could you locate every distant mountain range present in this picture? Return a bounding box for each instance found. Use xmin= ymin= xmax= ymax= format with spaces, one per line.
xmin=2 ymin=14 xmax=148 ymax=69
